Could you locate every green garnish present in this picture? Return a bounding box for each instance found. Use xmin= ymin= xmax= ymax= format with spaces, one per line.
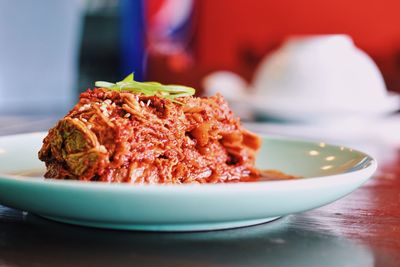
xmin=95 ymin=73 xmax=195 ymax=104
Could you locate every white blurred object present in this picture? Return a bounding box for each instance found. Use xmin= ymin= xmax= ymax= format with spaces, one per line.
xmin=249 ymin=34 xmax=399 ymax=121
xmin=202 ymin=71 xmax=247 ymax=99
xmin=0 ymin=0 xmax=83 ymax=114
xmin=202 ymin=71 xmax=253 ymax=120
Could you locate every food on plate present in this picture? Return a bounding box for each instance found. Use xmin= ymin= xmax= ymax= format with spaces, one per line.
xmin=38 ymin=74 xmax=270 ymax=184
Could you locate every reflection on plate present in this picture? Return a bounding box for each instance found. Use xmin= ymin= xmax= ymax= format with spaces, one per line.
xmin=0 ymin=133 xmax=376 ymax=231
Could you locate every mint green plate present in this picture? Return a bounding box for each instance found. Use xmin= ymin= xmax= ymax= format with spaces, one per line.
xmin=0 ymin=132 xmax=376 ymax=231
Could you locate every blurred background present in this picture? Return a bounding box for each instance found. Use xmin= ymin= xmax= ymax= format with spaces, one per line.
xmin=1 ymin=0 xmax=400 ymax=113
xmin=1 ymin=0 xmax=400 ymax=153
xmin=84 ymin=0 xmax=400 ymax=94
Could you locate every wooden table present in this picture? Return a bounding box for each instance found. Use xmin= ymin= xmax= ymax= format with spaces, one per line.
xmin=0 ymin=116 xmax=399 ymax=267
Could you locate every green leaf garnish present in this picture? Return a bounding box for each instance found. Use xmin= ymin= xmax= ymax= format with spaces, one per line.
xmin=95 ymin=73 xmax=195 ymax=104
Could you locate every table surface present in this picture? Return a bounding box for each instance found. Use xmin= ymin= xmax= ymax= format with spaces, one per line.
xmin=0 ymin=116 xmax=399 ymax=267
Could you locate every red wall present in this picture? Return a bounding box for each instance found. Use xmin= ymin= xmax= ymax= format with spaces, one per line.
xmin=147 ymin=0 xmax=400 ymax=92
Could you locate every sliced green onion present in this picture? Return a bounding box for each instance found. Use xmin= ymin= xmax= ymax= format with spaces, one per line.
xmin=121 ymin=72 xmax=134 ymax=82
xmin=95 ymin=73 xmax=195 ymax=104
xmin=94 ymin=81 xmax=118 ymax=88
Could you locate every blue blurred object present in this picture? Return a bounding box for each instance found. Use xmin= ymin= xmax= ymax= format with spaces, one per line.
xmin=0 ymin=0 xmax=83 ymax=115
xmin=120 ymin=0 xmax=146 ymax=81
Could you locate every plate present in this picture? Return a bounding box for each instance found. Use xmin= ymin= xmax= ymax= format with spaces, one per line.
xmin=0 ymin=132 xmax=376 ymax=231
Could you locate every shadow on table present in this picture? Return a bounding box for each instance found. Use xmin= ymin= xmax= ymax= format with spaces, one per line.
xmin=0 ymin=214 xmax=373 ymax=267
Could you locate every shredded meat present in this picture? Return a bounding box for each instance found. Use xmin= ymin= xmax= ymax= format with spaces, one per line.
xmin=38 ymin=88 xmax=262 ymax=184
